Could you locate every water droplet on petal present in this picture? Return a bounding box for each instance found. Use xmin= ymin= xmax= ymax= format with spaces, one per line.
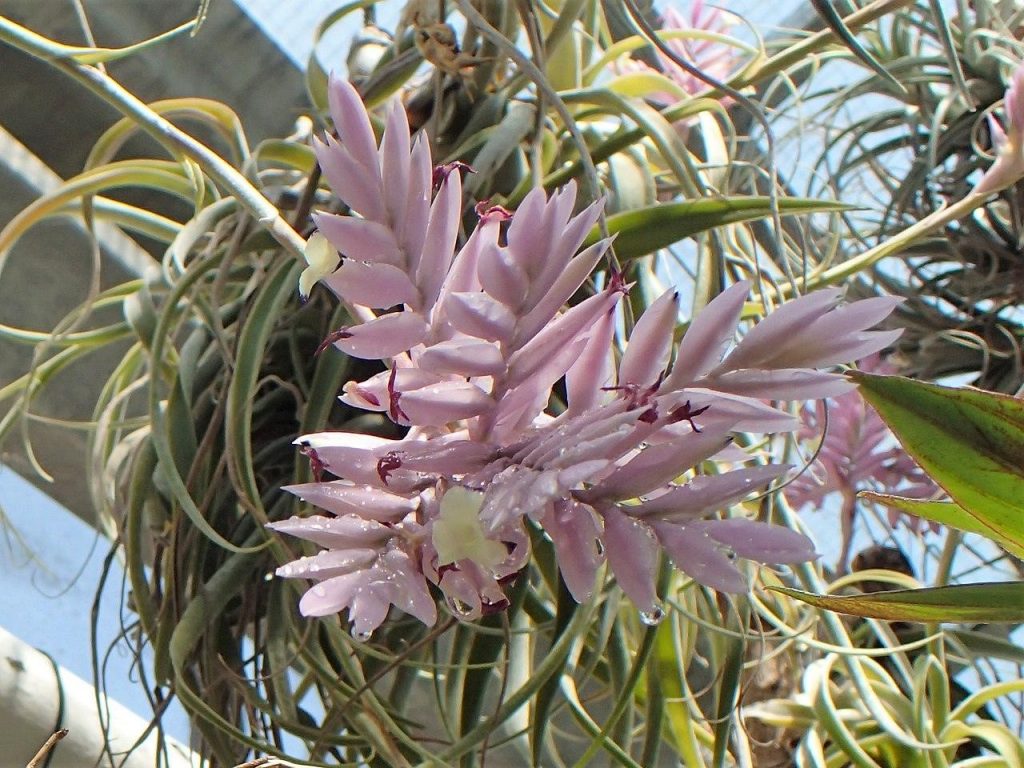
xmin=446 ymin=595 xmax=475 ymax=619
xmin=639 ymin=603 xmax=665 ymax=626
xmin=352 ymin=629 xmax=372 ymax=642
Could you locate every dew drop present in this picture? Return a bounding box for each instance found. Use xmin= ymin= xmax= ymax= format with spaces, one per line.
xmin=352 ymin=629 xmax=373 ymax=643
xmin=446 ymin=595 xmax=475 ymax=619
xmin=639 ymin=604 xmax=665 ymax=626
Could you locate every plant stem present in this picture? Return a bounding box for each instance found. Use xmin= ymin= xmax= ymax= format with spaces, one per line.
xmin=0 ymin=15 xmax=307 ymax=259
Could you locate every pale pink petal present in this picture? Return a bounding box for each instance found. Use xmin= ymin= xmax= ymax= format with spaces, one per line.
xmin=619 ymin=290 xmax=679 ymax=387
xmin=710 ymin=369 xmax=854 ymax=399
xmin=379 ymin=102 xmax=411 ymax=225
xmin=380 ymin=548 xmax=437 ymax=626
xmin=693 ymin=518 xmax=818 ymax=564
xmin=397 ymin=380 xmax=493 ymax=426
xmin=267 ymin=514 xmax=393 ymax=549
xmin=508 ymin=287 xmax=622 ymax=379
xmin=313 ymin=138 xmax=386 ymax=222
xmin=417 ymin=338 xmax=506 ymax=376
xmin=784 ymin=329 xmax=904 ymax=371
xmin=530 ymin=196 xmax=605 ymax=305
xmin=400 ymin=137 xmax=432 ymax=258
xmin=664 ymin=281 xmax=748 ymax=390
xmin=602 ymin=506 xmax=660 ymax=612
xmin=763 ymin=297 xmax=902 ymax=368
xmin=341 ymin=368 xmax=445 ymax=411
xmin=313 ymin=213 xmax=403 ymax=265
xmin=653 ymin=521 xmax=748 ymax=593
xmin=661 ymin=389 xmax=799 ymax=433
xmin=541 ymin=500 xmax=604 ymax=602
xmin=516 ymin=239 xmax=612 ymax=344
xmin=282 ymin=481 xmax=419 ymax=521
xmin=723 ymin=288 xmax=843 ymax=370
xmin=398 ymin=440 xmax=494 ymax=474
xmin=564 ymin=300 xmax=617 ymax=416
xmin=276 ymin=548 xmax=378 ymax=580
xmin=333 ymin=312 xmax=428 ymax=358
xmin=299 ymin=572 xmax=363 ymax=617
xmin=491 ymin=337 xmax=589 ymax=438
xmin=588 ymin=424 xmax=736 ymax=501
xmin=504 ymin=186 xmax=548 ymax=270
xmin=323 ymin=260 xmax=420 ymax=308
xmin=632 ymin=464 xmax=790 ymax=521
xmin=327 ymin=75 xmax=381 ymax=177
xmin=445 ymin=291 xmax=517 ymax=342
xmin=441 ymin=218 xmax=498 ymax=297
xmin=414 ymin=171 xmax=462 ymax=310
xmin=478 ymin=242 xmax=529 ymax=310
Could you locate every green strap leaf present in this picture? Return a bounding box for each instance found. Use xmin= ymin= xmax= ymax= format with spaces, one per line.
xmin=851 ymin=372 xmax=1024 ymax=551
xmin=860 ymin=492 xmax=1024 ymax=559
xmin=583 ymin=197 xmax=852 ymax=259
xmin=772 ymin=582 xmax=1024 ymax=623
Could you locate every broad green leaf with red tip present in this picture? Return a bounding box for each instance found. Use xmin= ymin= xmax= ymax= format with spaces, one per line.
xmin=850 ymin=372 xmax=1024 ymax=550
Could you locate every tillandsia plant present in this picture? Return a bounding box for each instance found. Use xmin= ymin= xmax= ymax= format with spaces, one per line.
xmin=6 ymin=0 xmax=1024 ymax=766
xmin=269 ymin=76 xmax=903 ymax=637
xmin=786 ymin=353 xmax=940 ymax=570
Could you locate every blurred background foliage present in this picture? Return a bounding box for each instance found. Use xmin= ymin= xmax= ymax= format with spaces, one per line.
xmin=2 ymin=0 xmax=1024 ymax=765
